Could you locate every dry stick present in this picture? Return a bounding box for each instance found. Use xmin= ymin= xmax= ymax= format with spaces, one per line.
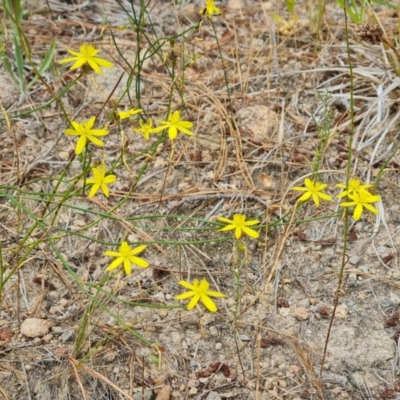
xmin=69 ymin=358 xmax=88 ymax=400
xmin=95 ymin=72 xmax=125 ymax=120
xmin=0 ymin=386 xmax=9 ymax=400
xmin=69 ymin=358 xmax=135 ymax=400
xmin=158 ymin=142 xmax=176 ymax=205
xmin=286 ymin=338 xmax=324 ymax=399
xmin=319 ymin=5 xmax=355 ymax=391
xmin=89 ymin=197 xmax=167 ymax=256
xmin=240 ymin=201 xmax=299 ymax=317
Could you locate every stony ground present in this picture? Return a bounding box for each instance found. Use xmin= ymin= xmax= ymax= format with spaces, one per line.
xmin=1 ymin=0 xmax=400 ymax=399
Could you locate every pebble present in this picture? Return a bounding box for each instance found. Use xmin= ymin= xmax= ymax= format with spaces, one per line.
xmin=155 ymin=386 xmax=171 ymax=400
xmin=42 ymin=334 xmax=53 ymax=343
xmin=359 ymin=265 xmax=369 ymax=273
xmin=20 ymin=318 xmax=52 ymax=338
xmin=188 ymin=380 xmax=199 ymax=388
xmin=349 ymin=256 xmax=361 ymax=265
xmin=209 ymin=326 xmax=218 ymax=336
xmin=133 ymin=390 xmax=153 ymax=400
xmin=347 ymin=273 xmax=357 ymax=287
xmin=292 ymin=306 xmax=310 ymax=320
xmin=220 ymin=392 xmax=234 ymax=398
xmin=336 ymin=304 xmax=348 ymax=320
xmin=205 ymin=392 xmax=222 ymax=400
xmin=188 ymin=387 xmax=198 ymax=395
xmin=239 ymin=334 xmax=251 ymax=341
xmin=215 ymin=342 xmax=223 ymax=350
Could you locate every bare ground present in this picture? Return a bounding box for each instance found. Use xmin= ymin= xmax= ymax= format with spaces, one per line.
xmin=1 ymin=0 xmax=400 ymax=399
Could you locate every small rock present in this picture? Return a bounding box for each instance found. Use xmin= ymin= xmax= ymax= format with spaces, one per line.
xmin=292 ymin=306 xmax=310 ymax=320
xmin=60 ymin=329 xmax=75 ymax=343
xmin=278 ymin=308 xmax=291 ymax=317
xmin=20 ymin=318 xmax=52 ymax=338
xmin=133 ymin=390 xmax=154 ymax=400
xmin=190 ymin=360 xmax=199 ymax=368
xmin=205 ymin=392 xmax=222 ymax=400
xmin=32 ymin=337 xmax=41 ymax=346
xmin=277 ymin=379 xmax=286 ymax=388
xmin=347 ymin=273 xmax=357 ymax=287
xmin=59 ymin=298 xmax=69 ymax=307
xmin=336 ymin=304 xmax=348 ymax=320
xmin=209 ymin=326 xmax=218 ymax=336
xmin=201 ymin=313 xmax=217 ymax=326
xmin=239 ymin=334 xmax=251 ymax=341
xmin=220 ymin=392 xmax=235 ymax=398
xmin=236 ymin=105 xmax=280 ymax=141
xmin=188 ymin=387 xmax=197 ymax=395
xmin=215 ymin=342 xmax=223 ymax=350
xmin=359 ymin=265 xmax=369 ymax=273
xmin=188 ymin=380 xmax=199 ymax=388
xmin=42 ymin=334 xmax=53 ymax=342
xmin=49 ymin=305 xmax=64 ymax=314
xmin=309 ymin=298 xmax=319 ymax=305
xmin=155 ymin=385 xmax=171 ymax=400
xmin=290 ymin=365 xmax=301 ymax=374
xmin=349 ymin=256 xmax=361 ymax=265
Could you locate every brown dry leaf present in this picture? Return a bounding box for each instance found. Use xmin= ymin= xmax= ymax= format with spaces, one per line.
xmin=259 ymin=172 xmax=274 ymax=189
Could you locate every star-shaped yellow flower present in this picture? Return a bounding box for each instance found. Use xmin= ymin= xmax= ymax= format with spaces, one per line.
xmin=175 ymin=279 xmax=225 ymax=312
xmin=339 ymin=187 xmax=381 ymax=221
xmin=336 ymin=178 xmax=373 ymax=198
xmin=59 ymin=44 xmax=114 ymax=75
xmin=134 ymin=118 xmax=157 ymax=141
xmin=64 ymin=117 xmax=109 ymax=154
xmin=104 ymin=242 xmax=149 ymax=275
xmin=293 ymin=178 xmax=332 ymax=207
xmin=218 ymin=214 xmax=260 ymax=239
xmin=153 ymin=111 xmax=194 ymax=140
xmin=85 ymin=162 xmax=116 ymax=198
xmin=200 ymin=0 xmax=222 ymax=16
xmin=118 ymin=108 xmax=143 ymax=120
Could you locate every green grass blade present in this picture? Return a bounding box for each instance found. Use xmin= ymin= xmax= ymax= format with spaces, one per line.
xmin=0 ymin=52 xmax=19 ymax=86
xmin=13 ymin=34 xmax=26 ymax=93
xmin=27 ymin=36 xmax=56 ymax=89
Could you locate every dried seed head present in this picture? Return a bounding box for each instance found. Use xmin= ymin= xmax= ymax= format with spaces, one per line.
xmin=355 ymin=23 xmax=384 ymax=44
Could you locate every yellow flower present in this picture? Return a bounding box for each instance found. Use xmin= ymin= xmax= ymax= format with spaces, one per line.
xmin=339 ymin=187 xmax=381 ymax=221
xmin=293 ymin=178 xmax=332 ymax=207
xmin=104 ymin=242 xmax=149 ymax=275
xmin=64 ymin=117 xmax=109 ymax=154
xmin=175 ymin=279 xmax=225 ymax=312
xmin=336 ymin=178 xmax=373 ymax=198
xmin=153 ymin=111 xmax=194 ymax=140
xmin=118 ymin=108 xmax=143 ymax=120
xmin=200 ymin=0 xmax=222 ymax=16
xmin=134 ymin=118 xmax=157 ymax=141
xmin=59 ymin=44 xmax=114 ymax=75
xmin=218 ymin=214 xmax=260 ymax=239
xmin=85 ymin=162 xmax=116 ymax=198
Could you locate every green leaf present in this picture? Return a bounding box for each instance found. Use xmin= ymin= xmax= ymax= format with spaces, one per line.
xmin=150 ymin=355 xmax=159 ymax=365
xmin=285 ymin=0 xmax=295 ymax=14
xmin=27 ymin=37 xmax=56 ymax=89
